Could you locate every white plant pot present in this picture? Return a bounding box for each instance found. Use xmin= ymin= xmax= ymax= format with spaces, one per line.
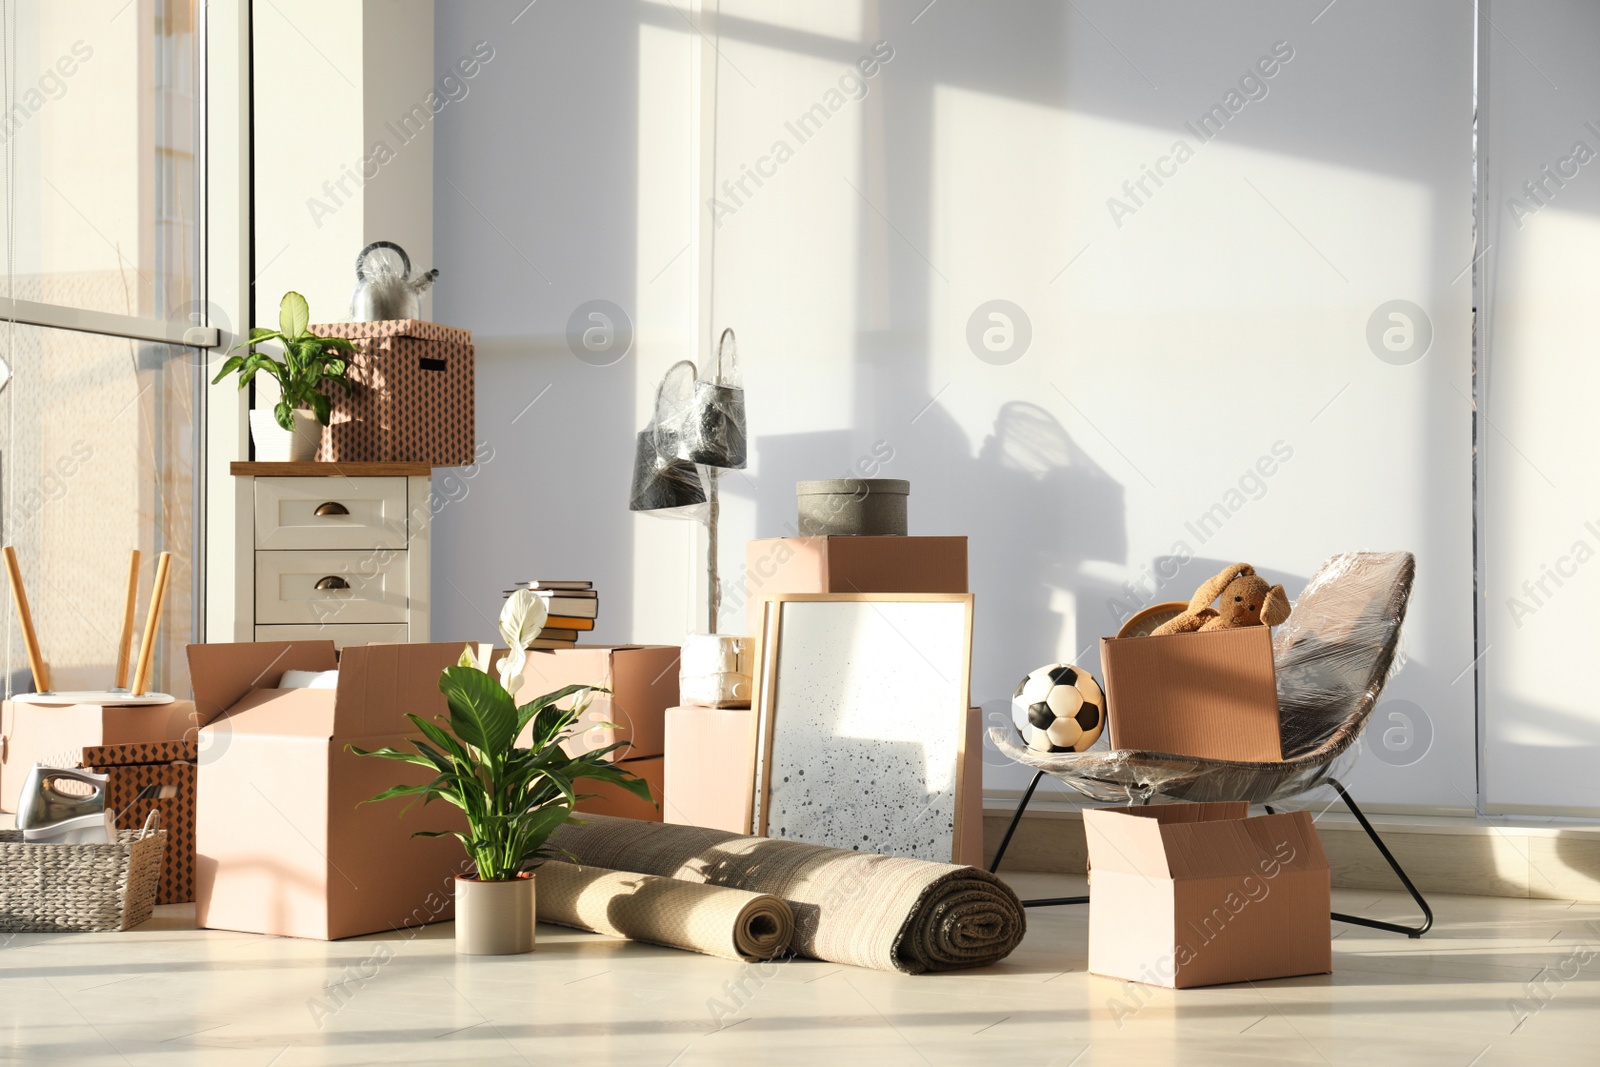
xmin=249 ymin=408 xmax=322 ymax=462
xmin=454 ymin=873 xmax=537 ymax=955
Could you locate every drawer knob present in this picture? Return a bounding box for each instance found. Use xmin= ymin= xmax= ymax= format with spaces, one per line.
xmin=315 ymin=575 xmax=351 ymax=591
xmin=314 ymin=501 xmax=350 ymax=517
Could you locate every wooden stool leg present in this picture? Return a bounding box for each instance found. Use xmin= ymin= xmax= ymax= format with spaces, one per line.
xmin=131 ymin=552 xmax=172 ymax=697
xmin=114 ymin=549 xmax=142 ymax=691
xmin=2 ymin=545 xmax=50 ymax=694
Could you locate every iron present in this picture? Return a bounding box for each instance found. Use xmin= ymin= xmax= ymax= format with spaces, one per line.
xmin=15 ymin=764 xmax=112 ymax=843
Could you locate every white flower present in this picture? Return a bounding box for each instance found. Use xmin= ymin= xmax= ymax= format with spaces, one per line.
xmin=496 ymin=588 xmax=549 ymax=694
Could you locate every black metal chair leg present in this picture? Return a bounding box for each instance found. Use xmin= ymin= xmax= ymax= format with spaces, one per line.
xmin=989 ymin=770 xmax=1088 ymax=909
xmin=1272 ymin=779 xmax=1433 ymax=938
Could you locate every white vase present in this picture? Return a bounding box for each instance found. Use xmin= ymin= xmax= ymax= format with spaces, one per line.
xmin=454 ymin=873 xmax=537 ymax=955
xmin=249 ymin=409 xmax=322 ymax=462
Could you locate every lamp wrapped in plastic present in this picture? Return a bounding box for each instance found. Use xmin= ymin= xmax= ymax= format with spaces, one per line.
xmin=628 ymin=431 xmax=708 ymax=513
xmin=630 ymin=360 xmax=709 ymax=515
xmin=672 ymin=328 xmax=746 ymax=470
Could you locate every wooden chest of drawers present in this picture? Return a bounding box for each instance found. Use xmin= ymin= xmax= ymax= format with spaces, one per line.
xmin=231 ymin=463 xmax=430 ymax=647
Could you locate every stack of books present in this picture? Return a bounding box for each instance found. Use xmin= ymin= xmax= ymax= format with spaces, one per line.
xmin=504 ymin=580 xmax=598 ymax=649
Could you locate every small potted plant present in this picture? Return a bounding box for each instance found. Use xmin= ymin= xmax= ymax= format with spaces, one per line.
xmin=351 ymin=590 xmax=651 ymax=955
xmin=211 ymin=291 xmax=357 ymax=462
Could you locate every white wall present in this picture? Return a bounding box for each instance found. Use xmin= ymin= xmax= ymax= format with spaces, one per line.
xmin=1480 ymin=1 xmax=1600 ymax=816
xmin=431 ymin=0 xmax=703 ymax=648
xmin=703 ymin=0 xmax=1476 ymax=806
xmin=253 ymin=0 xmax=435 ymax=329
xmin=433 ymin=0 xmax=1479 ymax=808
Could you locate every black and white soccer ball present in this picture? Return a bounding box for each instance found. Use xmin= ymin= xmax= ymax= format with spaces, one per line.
xmin=1013 ymin=663 xmax=1105 ymax=753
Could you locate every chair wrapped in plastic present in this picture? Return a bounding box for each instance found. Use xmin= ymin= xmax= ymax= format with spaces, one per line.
xmin=988 ymin=551 xmax=1428 ymax=934
xmin=990 ymin=551 xmax=1414 ymax=805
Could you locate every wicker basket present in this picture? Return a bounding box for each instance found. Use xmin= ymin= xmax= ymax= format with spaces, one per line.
xmin=0 ymin=811 xmax=166 ymax=932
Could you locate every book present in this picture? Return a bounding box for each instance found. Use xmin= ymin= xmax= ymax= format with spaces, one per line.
xmin=537 ymin=627 xmax=584 ymax=640
xmin=544 ymin=615 xmax=595 ymax=631
xmin=536 ymin=597 xmax=598 ymax=618
xmin=518 ymin=580 xmax=593 ymax=590
xmin=527 ymin=636 xmax=578 ymax=650
xmin=503 ymin=588 xmax=598 ymax=601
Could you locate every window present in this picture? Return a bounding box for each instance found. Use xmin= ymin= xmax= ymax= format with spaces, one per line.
xmin=0 ymin=0 xmax=206 ymax=694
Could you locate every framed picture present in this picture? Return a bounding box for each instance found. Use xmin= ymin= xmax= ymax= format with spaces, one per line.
xmin=753 ymin=593 xmax=974 ymax=863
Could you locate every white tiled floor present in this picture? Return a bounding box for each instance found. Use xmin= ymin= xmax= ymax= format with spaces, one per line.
xmin=3 ymin=873 xmax=1598 ymax=1065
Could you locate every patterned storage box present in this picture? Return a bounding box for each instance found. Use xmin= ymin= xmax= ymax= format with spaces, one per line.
xmin=309 ymin=319 xmax=475 ymax=466
xmin=84 ymin=739 xmax=196 ymax=905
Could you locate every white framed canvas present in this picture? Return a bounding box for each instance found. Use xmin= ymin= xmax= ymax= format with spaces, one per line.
xmin=753 ymin=593 xmax=974 ymax=862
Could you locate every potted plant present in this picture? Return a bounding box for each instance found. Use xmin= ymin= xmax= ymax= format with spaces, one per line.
xmin=350 ymin=590 xmax=651 ymax=955
xmin=211 ymin=291 xmax=357 ymax=462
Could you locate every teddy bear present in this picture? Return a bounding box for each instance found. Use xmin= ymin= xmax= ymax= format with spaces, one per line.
xmin=1150 ymin=562 xmax=1291 ymax=636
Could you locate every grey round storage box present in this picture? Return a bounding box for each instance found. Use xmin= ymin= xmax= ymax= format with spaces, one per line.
xmin=797 ymin=479 xmax=909 ymax=536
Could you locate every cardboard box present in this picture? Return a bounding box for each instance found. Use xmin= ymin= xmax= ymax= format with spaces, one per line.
xmin=1099 ymin=627 xmax=1282 ymax=761
xmin=1 ymin=699 xmax=199 ymax=813
xmin=514 ymin=645 xmax=680 ymax=763
xmin=663 ymin=704 xmax=985 ymax=866
xmin=85 ymin=740 xmax=197 ymax=905
xmin=188 ymin=641 xmax=470 ymax=940
xmin=310 ymin=320 xmax=475 ymax=466
xmin=743 ymin=536 xmax=968 ymax=636
xmin=575 ymin=755 xmax=663 ymax=823
xmin=1085 ymin=802 xmax=1331 ymax=988
xmin=663 ymin=705 xmax=759 ymax=833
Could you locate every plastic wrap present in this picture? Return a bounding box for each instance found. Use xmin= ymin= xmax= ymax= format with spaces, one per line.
xmin=664 ymin=328 xmax=746 ymax=470
xmin=989 ymin=551 xmax=1415 ymax=805
xmin=629 ymin=361 xmax=709 ymax=514
xmin=678 ymin=633 xmax=752 ymax=708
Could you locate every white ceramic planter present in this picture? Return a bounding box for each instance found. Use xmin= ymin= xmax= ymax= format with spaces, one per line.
xmin=249 ymin=408 xmax=321 ymax=462
xmin=454 ymin=873 xmax=537 ymax=955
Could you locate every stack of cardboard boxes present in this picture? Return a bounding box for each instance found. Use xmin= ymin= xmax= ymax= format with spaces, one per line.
xmin=1 ymin=698 xmax=202 ymax=905
xmin=663 ymin=535 xmax=983 ymax=862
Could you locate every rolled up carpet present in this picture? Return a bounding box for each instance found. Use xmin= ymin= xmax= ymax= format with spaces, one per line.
xmin=535 ymin=860 xmax=792 ymax=962
xmin=551 ymin=815 xmax=1025 ymax=974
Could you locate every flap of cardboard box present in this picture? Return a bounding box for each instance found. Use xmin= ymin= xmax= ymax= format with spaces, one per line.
xmin=332 ymin=643 xmax=460 ymax=737
xmin=189 ymin=642 xmax=339 ymax=726
xmin=1086 ymin=805 xmax=1328 ymax=881
xmin=208 ymin=688 xmax=337 ymax=738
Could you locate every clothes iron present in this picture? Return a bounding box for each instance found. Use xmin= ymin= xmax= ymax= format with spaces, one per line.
xmin=15 ymin=764 xmax=114 ymax=844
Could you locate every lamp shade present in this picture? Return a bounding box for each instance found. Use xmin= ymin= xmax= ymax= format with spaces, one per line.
xmin=628 ymin=429 xmax=708 ymax=514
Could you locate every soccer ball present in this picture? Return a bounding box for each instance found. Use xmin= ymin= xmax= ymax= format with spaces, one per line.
xmin=1013 ymin=663 xmax=1105 ymax=754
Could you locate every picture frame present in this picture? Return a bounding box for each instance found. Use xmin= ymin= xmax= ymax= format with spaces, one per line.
xmin=752 ymin=593 xmax=974 ymax=863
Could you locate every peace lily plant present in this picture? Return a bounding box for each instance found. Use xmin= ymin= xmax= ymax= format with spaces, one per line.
xmin=351 ymin=590 xmax=651 ymax=954
xmin=212 ymin=291 xmax=357 ymax=462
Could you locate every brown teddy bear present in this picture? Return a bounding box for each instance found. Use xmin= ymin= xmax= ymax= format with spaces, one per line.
xmin=1150 ymin=562 xmax=1291 ymax=636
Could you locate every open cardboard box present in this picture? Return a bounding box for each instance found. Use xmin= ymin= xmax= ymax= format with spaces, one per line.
xmin=1099 ymin=626 xmax=1283 ymax=761
xmin=1 ymin=699 xmax=199 ymax=813
xmin=188 ymin=641 xmax=469 ymax=940
xmin=1085 ymin=802 xmax=1331 ymax=988
xmin=511 ymin=644 xmax=680 ymax=763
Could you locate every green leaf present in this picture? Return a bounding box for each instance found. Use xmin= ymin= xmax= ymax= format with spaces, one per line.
xmin=273 ymin=400 xmax=294 ymax=431
xmin=209 ymin=355 xmax=246 ymax=385
xmin=439 ymin=664 xmax=519 ymax=754
xmin=365 ymin=781 xmax=438 ymax=803
xmin=280 ymin=291 xmax=310 ymax=339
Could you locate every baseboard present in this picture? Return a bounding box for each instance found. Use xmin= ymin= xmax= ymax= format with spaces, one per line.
xmin=983 ymin=799 xmax=1600 ymax=902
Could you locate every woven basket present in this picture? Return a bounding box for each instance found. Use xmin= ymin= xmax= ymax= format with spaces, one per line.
xmin=0 ymin=811 xmax=166 ymax=932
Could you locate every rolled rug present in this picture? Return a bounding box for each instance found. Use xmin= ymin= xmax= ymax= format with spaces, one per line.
xmin=551 ymin=815 xmax=1025 ymax=974
xmin=535 ymin=860 xmax=792 ymax=962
